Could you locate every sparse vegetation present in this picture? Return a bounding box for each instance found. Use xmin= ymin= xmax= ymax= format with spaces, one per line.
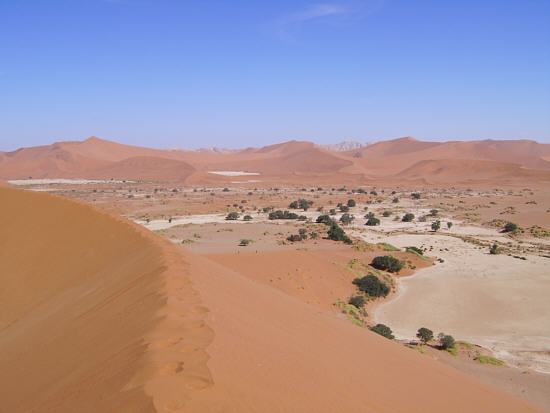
xmin=371 ymin=255 xmax=404 ymax=273
xmin=269 ymin=210 xmax=299 ymax=220
xmin=348 ymin=295 xmax=366 ymax=308
xmin=327 ymin=222 xmax=352 ymax=244
xmin=402 ymin=213 xmax=415 ymax=222
xmin=239 ymin=239 xmax=253 ymax=246
xmin=289 ymin=198 xmax=313 ymax=210
xmin=416 ymin=327 xmax=434 ymax=344
xmin=353 ymin=274 xmax=390 ymax=297
xmin=475 ymin=355 xmax=505 ymax=366
xmin=370 ymin=324 xmax=394 ymax=339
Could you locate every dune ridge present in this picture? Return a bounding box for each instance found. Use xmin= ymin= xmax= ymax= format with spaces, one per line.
xmin=0 ymin=187 xmax=212 ymax=412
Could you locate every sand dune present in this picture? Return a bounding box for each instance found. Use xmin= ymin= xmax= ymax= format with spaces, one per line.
xmin=0 ymin=187 xmax=212 ymax=412
xmin=1 ymin=135 xmax=550 ymax=184
xmin=395 ymin=158 xmax=550 ymax=183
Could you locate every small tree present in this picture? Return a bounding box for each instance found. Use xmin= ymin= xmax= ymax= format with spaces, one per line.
xmin=243 ymin=215 xmax=253 ymax=221
xmin=411 ymin=192 xmax=421 ymax=200
xmin=226 ymin=211 xmax=240 ymax=220
xmin=431 ymin=220 xmax=441 ymax=231
xmin=438 ymin=333 xmax=455 ymax=350
xmin=316 ymin=214 xmax=334 ymax=226
xmin=353 ymin=274 xmax=390 ymax=297
xmin=402 ymin=213 xmax=415 ymax=222
xmin=327 ymin=223 xmax=352 ymax=244
xmin=489 ymin=243 xmax=500 ymax=255
xmin=447 ymin=221 xmax=453 ymax=230
xmin=348 ymin=295 xmax=366 ymax=308
xmin=416 ymin=327 xmax=434 ymax=344
xmin=503 ymin=222 xmax=518 ymax=233
xmin=365 ymin=217 xmax=380 ymax=226
xmin=429 ymin=209 xmax=439 ymax=217
xmin=239 ymin=239 xmax=252 ymax=246
xmin=339 ymin=205 xmax=350 ymax=213
xmin=347 ymin=199 xmax=356 ymax=207
xmin=382 ymin=210 xmax=392 ymax=217
xmin=371 ymin=324 xmax=394 ymax=339
xmin=371 ymin=256 xmax=404 ymax=273
xmin=340 ymin=213 xmax=355 ymax=225
xmin=392 ymin=197 xmax=399 ymax=203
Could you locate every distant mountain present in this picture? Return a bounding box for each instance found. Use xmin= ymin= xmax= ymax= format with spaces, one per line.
xmin=321 ymin=141 xmax=366 ymax=152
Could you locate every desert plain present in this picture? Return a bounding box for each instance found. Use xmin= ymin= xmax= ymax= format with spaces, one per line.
xmin=1 ymin=136 xmax=550 ymax=412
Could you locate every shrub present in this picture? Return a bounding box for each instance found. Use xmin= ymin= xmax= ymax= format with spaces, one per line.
xmin=489 ymin=243 xmax=500 ymax=255
xmin=364 ymin=211 xmax=375 ymax=219
xmin=438 ymin=334 xmax=456 ymax=350
xmin=402 ymin=213 xmax=415 ymax=222
xmin=339 ymin=205 xmax=350 ymax=213
xmin=340 ymin=213 xmax=354 ymax=225
xmin=370 ymin=324 xmax=394 ymax=339
xmin=348 ymin=295 xmax=366 ymax=308
xmin=431 ymin=220 xmax=441 ymax=231
xmin=347 ymin=199 xmax=356 ymax=207
xmin=370 ymin=190 xmax=378 ymax=196
xmin=269 ymin=210 xmax=299 ymax=220
xmin=392 ymin=197 xmax=399 ymax=203
xmin=329 ymin=208 xmax=337 ymax=215
xmin=429 ymin=209 xmax=439 ymax=217
xmin=416 ymin=327 xmax=434 ymax=344
xmin=327 ymin=223 xmax=352 ymax=244
xmin=365 ymin=217 xmax=380 ymax=226
xmin=316 ymin=214 xmax=334 ymax=225
xmin=243 ymin=215 xmax=253 ymax=221
xmin=503 ymin=222 xmax=518 ymax=233
xmin=353 ymin=274 xmax=390 ymax=297
xmin=287 ymin=234 xmax=304 ymax=242
xmin=475 ymin=355 xmax=505 ymax=366
xmin=382 ymin=210 xmax=392 ymax=217
xmin=447 ymin=221 xmax=453 ymax=230
xmin=239 ymin=239 xmax=253 ymax=246
xmin=406 ymin=246 xmax=423 ymax=255
xmin=289 ymin=198 xmax=313 ymax=210
xmin=226 ymin=211 xmax=240 ymax=220
xmin=411 ymin=192 xmax=421 ymax=200
xmin=371 ymin=255 xmax=404 ymax=273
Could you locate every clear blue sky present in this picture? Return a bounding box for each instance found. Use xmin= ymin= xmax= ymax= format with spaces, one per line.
xmin=1 ymin=0 xmax=549 ymax=150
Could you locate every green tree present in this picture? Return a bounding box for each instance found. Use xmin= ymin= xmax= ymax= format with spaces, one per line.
xmin=353 ymin=275 xmax=390 ymax=297
xmin=327 ymin=223 xmax=352 ymax=244
xmin=365 ymin=217 xmax=380 ymax=226
xmin=402 ymin=213 xmax=415 ymax=222
xmin=348 ymin=295 xmax=366 ymax=308
xmin=447 ymin=221 xmax=453 ymax=230
xmin=503 ymin=222 xmax=518 ymax=233
xmin=416 ymin=327 xmax=434 ymax=344
xmin=371 ymin=256 xmax=404 ymax=273
xmin=371 ymin=324 xmax=394 ymax=339
xmin=438 ymin=333 xmax=456 ymax=350
xmin=347 ymin=199 xmax=356 ymax=207
xmin=431 ymin=220 xmax=441 ymax=231
xmin=225 ymin=212 xmax=240 ymax=220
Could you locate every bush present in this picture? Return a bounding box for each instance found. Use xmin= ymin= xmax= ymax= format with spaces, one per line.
xmin=439 ymin=334 xmax=456 ymax=350
xmin=347 ymin=199 xmax=356 ymax=207
xmin=431 ymin=220 xmax=441 ymax=231
xmin=370 ymin=324 xmax=394 ymax=339
xmin=327 ymin=223 xmax=352 ymax=244
xmin=340 ymin=213 xmax=354 ymax=225
xmin=382 ymin=210 xmax=392 ymax=217
xmin=392 ymin=197 xmax=399 ymax=203
xmin=329 ymin=208 xmax=337 ymax=215
xmin=348 ymin=295 xmax=366 ymax=308
xmin=503 ymin=222 xmax=518 ymax=233
xmin=339 ymin=205 xmax=350 ymax=213
xmin=269 ymin=210 xmax=299 ymax=220
xmin=371 ymin=255 xmax=404 ymax=273
xmin=416 ymin=327 xmax=434 ymax=344
xmin=406 ymin=246 xmax=423 ymax=255
xmin=287 ymin=234 xmax=304 ymax=242
xmin=429 ymin=209 xmax=439 ymax=217
xmin=316 ymin=214 xmax=334 ymax=225
xmin=289 ymin=198 xmax=313 ymax=210
xmin=411 ymin=192 xmax=421 ymax=200
xmin=226 ymin=212 xmax=240 ymax=220
xmin=365 ymin=217 xmax=380 ymax=226
xmin=489 ymin=243 xmax=500 ymax=255
xmin=239 ymin=239 xmax=253 ymax=246
xmin=402 ymin=213 xmax=415 ymax=222
xmin=353 ymin=275 xmax=390 ymax=297
xmin=243 ymin=215 xmax=253 ymax=221
xmin=447 ymin=221 xmax=453 ymax=230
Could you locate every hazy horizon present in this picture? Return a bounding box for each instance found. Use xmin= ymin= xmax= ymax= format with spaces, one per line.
xmin=1 ymin=0 xmax=549 ymax=150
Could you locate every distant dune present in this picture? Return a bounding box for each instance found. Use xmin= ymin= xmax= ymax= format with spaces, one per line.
xmin=0 ymin=187 xmax=544 ymax=412
xmin=1 ymin=136 xmax=549 ymax=184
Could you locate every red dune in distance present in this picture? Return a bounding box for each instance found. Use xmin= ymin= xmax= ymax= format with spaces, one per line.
xmin=0 ymin=187 xmax=544 ymax=412
xmin=1 ymin=136 xmax=549 ymax=184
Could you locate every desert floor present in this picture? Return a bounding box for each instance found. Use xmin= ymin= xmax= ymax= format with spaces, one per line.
xmin=15 ymin=179 xmax=550 ymax=411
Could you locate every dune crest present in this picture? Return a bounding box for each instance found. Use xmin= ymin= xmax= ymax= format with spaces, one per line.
xmin=0 ymin=187 xmax=212 ymax=412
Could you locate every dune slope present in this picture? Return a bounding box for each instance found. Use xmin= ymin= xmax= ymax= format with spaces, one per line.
xmin=0 ymin=187 xmax=212 ymax=412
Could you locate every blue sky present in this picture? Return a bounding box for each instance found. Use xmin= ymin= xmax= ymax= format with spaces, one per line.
xmin=1 ymin=0 xmax=549 ymax=150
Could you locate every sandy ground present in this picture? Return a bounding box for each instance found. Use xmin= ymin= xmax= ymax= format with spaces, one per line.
xmin=365 ymin=232 xmax=550 ymax=373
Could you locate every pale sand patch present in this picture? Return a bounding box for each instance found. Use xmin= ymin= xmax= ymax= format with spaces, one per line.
xmin=8 ymin=178 xmax=132 ymax=185
xmin=365 ymin=232 xmax=550 ymax=373
xmin=208 ymin=171 xmax=260 ymax=176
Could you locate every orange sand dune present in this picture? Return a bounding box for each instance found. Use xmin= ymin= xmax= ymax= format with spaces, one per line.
xmin=395 ymin=158 xmax=550 ymax=184
xmin=89 ymin=156 xmax=195 ymax=182
xmin=0 ymin=187 xmax=212 ymax=412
